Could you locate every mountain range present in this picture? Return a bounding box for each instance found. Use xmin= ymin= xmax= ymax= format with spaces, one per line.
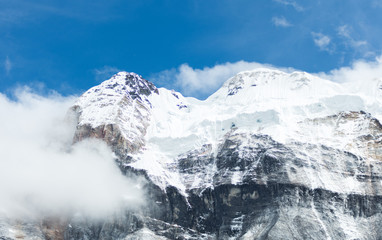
xmin=2 ymin=68 xmax=382 ymax=239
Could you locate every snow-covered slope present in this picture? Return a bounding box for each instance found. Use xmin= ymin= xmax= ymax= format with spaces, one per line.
xmin=70 ymin=68 xmax=382 ymax=196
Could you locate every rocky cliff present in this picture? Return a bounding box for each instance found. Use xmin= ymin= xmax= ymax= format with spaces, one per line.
xmin=2 ymin=69 xmax=382 ymax=239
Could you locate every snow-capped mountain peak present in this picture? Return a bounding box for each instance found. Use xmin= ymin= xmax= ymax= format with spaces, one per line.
xmin=121 ymin=71 xmax=158 ymax=99
xmin=69 ymin=68 xmax=382 ymax=197
xmin=208 ymin=68 xmax=344 ymax=106
xmin=72 ymin=72 xmax=158 ymax=127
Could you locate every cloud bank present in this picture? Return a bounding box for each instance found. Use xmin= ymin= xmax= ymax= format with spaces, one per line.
xmin=0 ymin=89 xmax=144 ymax=219
xmin=322 ymin=55 xmax=382 ymax=84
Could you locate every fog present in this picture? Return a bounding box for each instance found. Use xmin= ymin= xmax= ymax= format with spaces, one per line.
xmin=0 ymin=89 xmax=144 ymax=219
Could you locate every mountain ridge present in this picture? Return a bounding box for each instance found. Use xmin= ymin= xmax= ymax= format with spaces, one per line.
xmin=3 ymin=68 xmax=382 ymax=239
xmin=70 ymin=68 xmax=382 ymax=196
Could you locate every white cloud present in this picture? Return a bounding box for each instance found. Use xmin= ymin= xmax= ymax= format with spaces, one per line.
xmin=272 ymin=16 xmax=292 ymax=27
xmin=321 ymin=55 xmax=382 ymax=84
xmin=5 ymin=56 xmax=11 ymax=75
xmin=273 ymin=0 xmax=304 ymax=11
xmin=152 ymin=61 xmax=296 ymax=98
xmin=312 ymin=32 xmax=331 ymax=51
xmin=94 ymin=65 xmax=122 ymax=82
xmin=337 ymin=25 xmax=351 ymax=39
xmin=0 ymin=89 xmax=144 ymax=219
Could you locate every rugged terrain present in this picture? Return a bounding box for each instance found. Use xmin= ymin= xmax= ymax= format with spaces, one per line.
xmin=2 ymin=69 xmax=382 ymax=239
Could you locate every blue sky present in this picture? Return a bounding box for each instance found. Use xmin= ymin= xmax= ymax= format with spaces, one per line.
xmin=1 ymin=0 xmax=382 ymax=99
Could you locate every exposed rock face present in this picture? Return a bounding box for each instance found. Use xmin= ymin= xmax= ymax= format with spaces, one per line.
xmin=71 ymin=72 xmax=158 ymax=158
xmin=3 ymin=69 xmax=382 ymax=239
xmin=180 ymin=133 xmax=382 ymax=239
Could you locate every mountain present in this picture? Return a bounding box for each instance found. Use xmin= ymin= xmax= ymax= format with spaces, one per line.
xmin=3 ymin=69 xmax=382 ymax=239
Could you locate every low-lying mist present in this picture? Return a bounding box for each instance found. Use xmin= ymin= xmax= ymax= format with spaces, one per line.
xmin=0 ymin=89 xmax=144 ymax=219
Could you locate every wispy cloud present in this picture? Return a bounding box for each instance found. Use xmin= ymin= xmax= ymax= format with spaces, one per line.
xmin=312 ymin=32 xmax=332 ymax=52
xmin=272 ymin=16 xmax=292 ymax=27
xmin=94 ymin=66 xmax=122 ymax=82
xmin=4 ymin=56 xmax=12 ymax=75
xmin=273 ymin=0 xmax=304 ymax=11
xmin=337 ymin=25 xmax=368 ymax=49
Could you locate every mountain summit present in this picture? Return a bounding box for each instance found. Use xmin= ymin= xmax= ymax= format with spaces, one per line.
xmin=3 ymin=68 xmax=382 ymax=239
